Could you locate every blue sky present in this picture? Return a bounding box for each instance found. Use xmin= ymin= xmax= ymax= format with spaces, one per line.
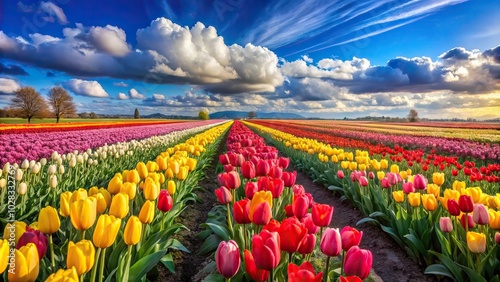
xmin=0 ymin=0 xmax=499 ymax=119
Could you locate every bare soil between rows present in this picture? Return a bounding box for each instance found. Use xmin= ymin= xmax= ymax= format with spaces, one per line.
xmin=156 ymin=136 xmax=436 ymax=282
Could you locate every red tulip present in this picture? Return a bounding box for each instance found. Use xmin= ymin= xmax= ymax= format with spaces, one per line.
xmin=278 ymin=217 xmax=307 ymax=253
xmin=285 ymin=204 xmax=294 ymax=217
xmin=358 ymin=176 xmax=369 ymax=187
xmin=381 ymin=178 xmax=391 ymax=189
xmin=251 ymin=201 xmax=272 ymax=226
xmin=460 ymin=213 xmax=475 ymax=229
xmin=17 ymin=228 xmax=47 ymax=259
xmin=297 ymin=234 xmax=316 ymax=255
xmin=263 ymin=219 xmax=281 ymax=233
xmin=219 ymin=154 xmax=230 ymax=165
xmin=251 ymin=230 xmax=281 ymax=270
xmin=337 ymin=170 xmax=345 ymax=179
xmin=216 ymin=240 xmax=241 ymax=278
xmin=344 ymin=246 xmax=372 ymax=279
xmin=282 ymin=171 xmax=297 ymax=187
xmin=320 ymin=228 xmax=341 ymax=257
xmin=222 ymin=171 xmax=241 ymax=190
xmin=301 ymin=213 xmax=319 ymax=234
xmin=278 ymin=157 xmax=290 ymax=169
xmin=269 ymin=166 xmax=283 ymax=179
xmin=288 ymin=262 xmax=323 ymax=282
xmin=229 ymin=153 xmax=244 ymax=167
xmin=413 ymin=174 xmax=427 ymax=190
xmin=233 ymin=199 xmax=251 ymax=224
xmin=473 ymin=204 xmax=489 ymax=225
xmin=292 ymin=184 xmax=305 ymax=195
xmin=458 ymin=195 xmax=474 ymax=213
xmin=157 ymin=190 xmax=173 ymax=212
xmin=241 ymin=161 xmax=256 ymax=179
xmin=495 ymin=232 xmax=500 ymax=244
xmin=244 ymin=250 xmax=269 ymax=282
xmin=245 ymin=181 xmax=258 ymax=199
xmin=311 ymin=203 xmax=333 ymax=227
xmin=452 ymin=169 xmax=458 ymax=176
xmin=256 ymin=159 xmax=271 ymax=176
xmin=215 ymin=186 xmax=233 ymax=205
xmin=292 ymin=194 xmax=309 ymax=220
xmin=223 ymin=164 xmax=235 ymax=172
xmin=368 ymin=172 xmax=375 ymax=179
xmin=447 ymin=199 xmax=461 ymax=216
xmin=340 ymin=226 xmax=363 ymax=252
xmin=339 ymin=276 xmax=363 ymax=282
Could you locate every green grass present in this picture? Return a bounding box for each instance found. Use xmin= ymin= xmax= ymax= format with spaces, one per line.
xmin=0 ymin=118 xmax=178 ymax=124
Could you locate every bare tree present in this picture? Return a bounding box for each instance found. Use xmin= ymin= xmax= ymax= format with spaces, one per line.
xmin=48 ymin=86 xmax=76 ymax=123
xmin=11 ymin=87 xmax=48 ymax=123
xmin=408 ymin=109 xmax=419 ymax=122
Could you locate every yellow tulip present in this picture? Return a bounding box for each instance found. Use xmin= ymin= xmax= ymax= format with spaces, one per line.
xmin=38 ymin=206 xmax=60 ymax=234
xmin=67 ymin=240 xmax=95 ymax=276
xmin=399 ymin=171 xmax=408 ymax=180
xmin=156 ymin=156 xmax=167 ymax=170
xmin=59 ymin=191 xmax=72 ymax=217
xmin=108 ymin=193 xmax=129 ymax=219
xmin=488 ymin=196 xmax=500 ymax=210
xmin=90 ymin=194 xmax=107 ymax=215
xmin=370 ymin=160 xmax=381 ymax=171
xmin=127 ymin=169 xmax=141 ymax=184
xmin=249 ymin=191 xmax=273 ymax=221
xmin=176 ymin=166 xmax=189 ymax=180
xmin=331 ymin=155 xmax=339 ymax=163
xmin=167 ymin=180 xmax=176 ymax=195
xmin=159 ymin=173 xmax=166 ymax=184
xmin=432 ymin=172 xmax=445 ymax=186
xmin=120 ymin=182 xmax=137 ymax=200
xmin=489 ymin=210 xmax=500 ymax=229
xmin=146 ymin=161 xmax=158 ymax=173
xmin=70 ymin=198 xmax=97 ymax=231
xmin=422 ymin=194 xmax=437 ymax=211
xmin=406 ymin=169 xmax=412 ymax=176
xmin=107 ymin=174 xmax=123 ymax=195
xmin=0 ymin=239 xmax=8 ymax=274
xmin=380 ymin=159 xmax=388 ymax=169
xmin=465 ymin=187 xmax=482 ymax=204
xmin=390 ymin=164 xmax=399 ymax=173
xmin=466 ymin=232 xmax=486 ymax=253
xmin=136 ymin=162 xmax=148 ymax=179
xmin=168 ymin=161 xmax=180 ymax=174
xmin=88 ymin=186 xmax=100 ymax=196
xmin=186 ymin=158 xmax=197 ymax=171
xmin=9 ymin=243 xmax=39 ymax=282
xmin=93 ymin=215 xmax=121 ymax=249
xmin=143 ymin=178 xmax=160 ymax=201
xmin=443 ymin=189 xmax=461 ymax=202
xmin=426 ymin=184 xmax=440 ymax=198
xmin=139 ymin=200 xmax=155 ymax=224
xmin=452 ymin=180 xmax=466 ymax=193
xmin=3 ymin=221 xmax=27 ymax=245
xmin=124 ymin=216 xmax=142 ymax=246
xmin=392 ymin=191 xmax=405 ymax=203
xmin=148 ymin=172 xmax=160 ymax=183
xmin=408 ymin=193 xmax=421 ymax=207
xmin=45 ymin=267 xmax=79 ymax=282
xmin=340 ymin=161 xmax=349 ymax=170
xmin=98 ymin=188 xmax=112 ymax=207
xmin=348 ymin=162 xmax=357 ymax=171
xmin=358 ymin=164 xmax=366 ymax=171
xmin=377 ymin=171 xmax=385 ymax=181
xmin=69 ymin=188 xmax=88 ymax=205
xmin=29 ymin=222 xmax=39 ymax=230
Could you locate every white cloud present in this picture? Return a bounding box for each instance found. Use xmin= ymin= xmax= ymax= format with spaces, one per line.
xmin=152 ymin=93 xmax=165 ymax=100
xmin=113 ymin=82 xmax=129 ymax=87
xmin=0 ymin=78 xmax=21 ymax=94
xmin=65 ymin=79 xmax=108 ymax=97
xmin=40 ymin=1 xmax=68 ymax=24
xmin=117 ymin=92 xmax=129 ymax=100
xmin=302 ymin=55 xmax=313 ymax=63
xmin=129 ymin=88 xmax=145 ymax=99
xmin=86 ymin=25 xmax=130 ymax=56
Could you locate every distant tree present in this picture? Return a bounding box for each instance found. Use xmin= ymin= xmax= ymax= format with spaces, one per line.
xmin=47 ymin=86 xmax=76 ymax=123
xmin=134 ymin=108 xmax=140 ymax=119
xmin=408 ymin=109 xmax=419 ymax=122
xmin=11 ymin=87 xmax=48 ymax=123
xmin=198 ymin=110 xmax=209 ymax=120
xmin=79 ymin=112 xmax=90 ymax=118
xmin=90 ymin=112 xmax=99 ymax=119
xmin=248 ymin=111 xmax=257 ymax=119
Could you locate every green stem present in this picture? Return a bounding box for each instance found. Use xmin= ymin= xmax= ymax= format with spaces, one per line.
xmin=226 ymin=203 xmax=234 ymax=236
xmin=323 ymin=256 xmax=331 ymax=282
xmin=269 ymin=268 xmax=274 ymax=282
xmin=90 ymin=248 xmax=102 ymax=282
xmin=226 ymin=278 xmax=231 ymax=282
xmin=98 ymin=248 xmax=107 ymax=282
xmin=161 ymin=212 xmax=166 ymax=230
xmin=341 ymin=250 xmax=345 ymax=277
xmin=81 ymin=230 xmax=86 ymax=241
xmin=123 ymin=245 xmax=133 ymax=281
xmin=49 ymin=234 xmax=55 ymax=272
xmin=243 ymin=224 xmax=247 ymax=250
xmin=289 ymin=252 xmax=292 ymax=264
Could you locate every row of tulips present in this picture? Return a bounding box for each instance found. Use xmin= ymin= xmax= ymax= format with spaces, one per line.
xmin=0 ymin=121 xmax=227 ymax=222
xmin=251 ymin=120 xmax=500 ymax=168
xmin=0 ymin=119 xmax=222 ymax=166
xmin=0 ymin=121 xmax=231 ymax=281
xmin=200 ymin=121 xmax=373 ymax=282
xmin=244 ymin=121 xmax=500 ymax=282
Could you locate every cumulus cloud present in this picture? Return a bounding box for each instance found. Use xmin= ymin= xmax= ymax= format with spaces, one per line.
xmin=0 ymin=63 xmax=29 ymax=76
xmin=129 ymin=88 xmax=146 ymax=99
xmin=117 ymin=93 xmax=129 ymax=100
xmin=40 ymin=1 xmax=68 ymax=24
xmin=65 ymin=79 xmax=109 ymax=97
xmin=0 ymin=78 xmax=21 ymax=94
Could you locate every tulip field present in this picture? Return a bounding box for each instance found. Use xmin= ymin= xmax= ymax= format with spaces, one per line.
xmin=0 ymin=118 xmax=499 ymax=281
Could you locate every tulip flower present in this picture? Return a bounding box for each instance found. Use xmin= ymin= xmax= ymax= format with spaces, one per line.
xmin=124 ymin=216 xmax=142 ymax=246
xmin=489 ymin=210 xmax=500 ymax=229
xmin=339 ymin=276 xmax=363 ymax=282
xmin=216 ymin=240 xmax=241 ymax=279
xmin=9 ymin=243 xmax=39 ymax=282
xmin=288 ymin=262 xmax=323 ymax=282
xmin=301 ymin=213 xmax=320 ymax=234
xmin=120 ymin=182 xmax=137 ymax=200
xmin=466 ymin=232 xmax=486 ymax=253
xmin=107 ymin=174 xmax=122 ymax=195
xmin=136 ymin=162 xmax=148 ymax=179
xmin=495 ymin=232 xmax=500 ymax=244
xmin=408 ymin=193 xmax=421 ymax=207
xmin=392 ymin=191 xmax=404 ymax=203
xmin=92 ymin=193 xmax=108 ymax=215
xmin=320 ymin=228 xmax=342 ymax=257
xmin=447 ymin=199 xmax=461 ymax=216
xmin=433 ymin=172 xmax=445 ymax=186
xmin=249 ymin=191 xmax=273 ymax=225
xmin=459 ymin=195 xmax=474 ymax=213
xmin=256 ymin=159 xmax=271 ymax=176
xmin=158 ymin=190 xmax=173 ymax=212
xmin=139 ymin=200 xmax=155 ymax=224
xmin=311 ymin=203 xmax=333 ymax=227
xmin=108 ymin=193 xmax=129 ymax=219
xmin=127 ymin=169 xmax=141 ymax=184
xmin=245 ymin=181 xmax=259 ymax=199
xmin=452 ymin=180 xmax=466 ymax=192
xmin=278 ymin=157 xmax=290 ymax=169
xmin=439 ymin=217 xmax=453 ymax=233
xmin=297 ymin=233 xmax=316 ymax=255
xmin=337 ymin=170 xmax=345 ymax=179
xmin=70 ymin=198 xmax=97 ymax=231
xmin=278 ymin=217 xmax=307 ymax=254
xmin=242 ymin=161 xmax=256 ymax=179
xmin=285 ymin=204 xmax=294 ymax=217
xmin=358 ymin=176 xmax=369 ymax=187
xmin=45 ymin=267 xmax=79 ymax=281
xmin=167 ymin=180 xmax=176 ymax=195
xmin=244 ymin=250 xmax=269 ymax=282
xmin=251 ymin=230 xmax=281 ymax=270
xmin=344 ymin=246 xmax=373 ymax=279
xmin=143 ymin=177 xmax=160 ymax=200
xmin=461 ymin=214 xmax=475 ymax=230
xmin=67 ymin=240 xmax=95 ymax=276
xmin=233 ymin=199 xmax=251 ymax=224
xmin=93 ymin=214 xmax=121 ymax=249
xmin=381 ymin=178 xmax=391 ymax=189
xmin=422 ymin=194 xmax=437 ymax=211
xmin=341 ymin=226 xmax=363 ymax=252
xmin=413 ymin=174 xmax=427 ymax=190
xmin=473 ymin=204 xmax=489 ymax=225
xmin=283 ymin=171 xmax=297 ymax=187
xmin=219 ymin=154 xmax=230 ymax=165
xmin=3 ymin=221 xmax=27 ymax=245
xmin=0 ymin=239 xmax=9 ymax=274
xmin=215 ymin=186 xmax=233 ymax=205
xmin=18 ymin=228 xmax=47 ymax=260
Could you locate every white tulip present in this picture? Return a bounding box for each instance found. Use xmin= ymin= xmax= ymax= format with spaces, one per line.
xmin=77 ymin=155 xmax=84 ymax=164
xmin=86 ymin=149 xmax=92 ymax=155
xmin=17 ymin=182 xmax=27 ymax=195
xmin=83 ymin=153 xmax=88 ymax=162
xmin=30 ymin=163 xmax=41 ymax=174
xmin=93 ymin=160 xmax=98 ymax=166
xmin=87 ymin=159 xmax=93 ymax=165
xmin=101 ymin=152 xmax=107 ymax=159
xmin=15 ymin=169 xmax=23 ymax=181
xmin=69 ymin=156 xmax=77 ymax=168
xmin=48 ymin=164 xmax=57 ymax=175
xmin=58 ymin=165 xmax=65 ymax=174
xmin=51 ymin=151 xmax=59 ymax=161
xmin=40 ymin=158 xmax=47 ymax=166
xmin=3 ymin=163 xmax=10 ymax=176
xmin=21 ymin=159 xmax=29 ymax=170
xmin=56 ymin=158 xmax=62 ymax=166
xmin=49 ymin=175 xmax=58 ymax=188
xmin=115 ymin=153 xmax=120 ymax=159
xmin=0 ymin=179 xmax=6 ymax=189
xmin=29 ymin=160 xmax=36 ymax=168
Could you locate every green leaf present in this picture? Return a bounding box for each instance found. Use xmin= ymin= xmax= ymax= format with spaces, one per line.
xmin=424 ymin=264 xmax=454 ymax=279
xmin=198 ymin=234 xmax=223 ymax=256
xmin=428 ymin=250 xmax=464 ymax=282
xmin=129 ymin=250 xmax=166 ymax=281
xmin=356 ymin=217 xmax=380 ymax=226
xmin=457 ymin=264 xmax=487 ymax=282
xmin=204 ymin=222 xmax=230 ymax=241
xmin=161 ymin=253 xmax=175 ymax=273
xmin=202 ymin=273 xmax=225 ymax=282
xmin=165 ymin=239 xmax=190 ymax=253
xmin=380 ymin=225 xmax=405 ymax=248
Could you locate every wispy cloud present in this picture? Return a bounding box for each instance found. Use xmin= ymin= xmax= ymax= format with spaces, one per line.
xmin=245 ymin=0 xmax=468 ymax=54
